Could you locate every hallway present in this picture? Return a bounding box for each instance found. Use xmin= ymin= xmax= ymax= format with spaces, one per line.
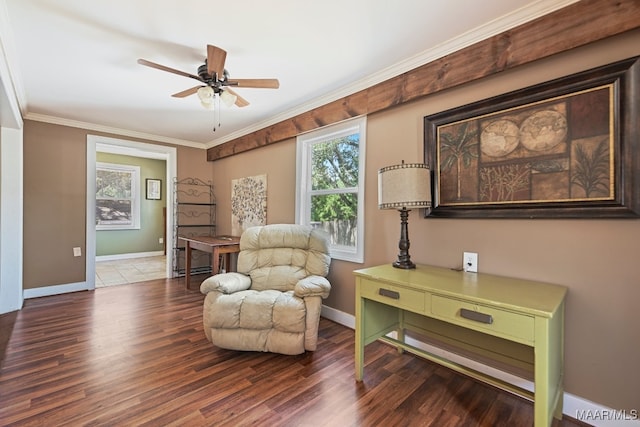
xmin=95 ymin=256 xmax=166 ymax=287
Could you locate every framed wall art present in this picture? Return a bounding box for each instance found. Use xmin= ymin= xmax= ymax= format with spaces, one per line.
xmin=145 ymin=178 xmax=162 ymax=200
xmin=424 ymin=56 xmax=639 ymax=218
xmin=231 ymin=174 xmax=267 ymax=236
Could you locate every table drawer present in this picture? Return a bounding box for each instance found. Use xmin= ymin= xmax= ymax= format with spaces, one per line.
xmin=359 ymin=279 xmax=425 ymax=313
xmin=431 ymin=295 xmax=534 ymax=344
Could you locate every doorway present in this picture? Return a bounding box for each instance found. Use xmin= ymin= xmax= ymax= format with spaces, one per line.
xmin=86 ymin=135 xmax=177 ymax=290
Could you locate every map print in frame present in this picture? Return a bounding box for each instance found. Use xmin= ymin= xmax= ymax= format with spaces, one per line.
xmin=424 ymin=56 xmax=640 ymax=218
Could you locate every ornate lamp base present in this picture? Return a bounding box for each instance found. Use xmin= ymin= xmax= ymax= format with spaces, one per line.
xmin=393 ymin=208 xmax=416 ymax=269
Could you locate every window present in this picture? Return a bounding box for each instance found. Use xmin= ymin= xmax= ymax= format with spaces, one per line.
xmin=296 ymin=117 xmax=366 ymax=263
xmin=96 ymin=162 xmax=140 ymax=230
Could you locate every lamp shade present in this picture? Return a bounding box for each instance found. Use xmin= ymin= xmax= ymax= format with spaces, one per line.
xmin=378 ymin=162 xmax=431 ymax=210
xmin=219 ymin=89 xmax=237 ymax=107
xmin=197 ymin=86 xmax=215 ymax=109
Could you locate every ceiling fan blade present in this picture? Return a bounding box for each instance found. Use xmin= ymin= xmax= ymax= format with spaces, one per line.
xmin=224 ymin=88 xmax=250 ymax=107
xmin=138 ymin=59 xmax=204 ymax=82
xmin=226 ymin=78 xmax=280 ymax=89
xmin=207 ymin=45 xmax=227 ymax=78
xmin=172 ymin=86 xmax=202 ymax=98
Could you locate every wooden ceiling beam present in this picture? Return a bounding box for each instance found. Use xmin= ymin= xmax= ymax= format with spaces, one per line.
xmin=207 ymin=0 xmax=640 ymax=161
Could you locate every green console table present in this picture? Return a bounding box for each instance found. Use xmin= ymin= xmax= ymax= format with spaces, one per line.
xmin=354 ymin=264 xmax=567 ymax=427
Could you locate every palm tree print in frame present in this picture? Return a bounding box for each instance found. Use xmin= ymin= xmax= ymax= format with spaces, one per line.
xmin=436 ymin=87 xmax=613 ymax=207
xmin=424 ymin=56 xmax=640 ymax=218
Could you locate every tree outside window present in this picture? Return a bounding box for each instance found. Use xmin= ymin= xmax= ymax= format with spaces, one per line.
xmin=96 ymin=163 xmax=140 ymax=230
xmin=297 ymin=117 xmax=366 ymax=263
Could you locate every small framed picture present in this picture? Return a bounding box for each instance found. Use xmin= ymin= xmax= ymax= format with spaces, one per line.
xmin=146 ymin=178 xmax=162 ymax=200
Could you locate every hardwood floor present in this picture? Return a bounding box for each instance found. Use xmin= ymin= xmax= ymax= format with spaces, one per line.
xmin=0 ymin=277 xmax=586 ymax=427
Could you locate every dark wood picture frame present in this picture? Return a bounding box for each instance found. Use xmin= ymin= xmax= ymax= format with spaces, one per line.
xmin=424 ymin=56 xmax=639 ymax=218
xmin=145 ymin=178 xmax=162 ymax=200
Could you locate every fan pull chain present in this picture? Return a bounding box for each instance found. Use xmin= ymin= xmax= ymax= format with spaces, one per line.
xmin=212 ymin=94 xmax=221 ymax=132
xmin=217 ymin=95 xmax=221 ymax=130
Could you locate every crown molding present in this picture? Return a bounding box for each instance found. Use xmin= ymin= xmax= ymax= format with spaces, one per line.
xmin=0 ymin=0 xmax=24 ymax=128
xmin=205 ymin=0 xmax=580 ymax=149
xmin=24 ymin=112 xmax=205 ymax=149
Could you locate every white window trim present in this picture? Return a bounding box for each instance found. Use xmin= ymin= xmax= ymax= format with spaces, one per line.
xmin=295 ymin=116 xmax=366 ymax=263
xmin=96 ymin=162 xmax=141 ymax=230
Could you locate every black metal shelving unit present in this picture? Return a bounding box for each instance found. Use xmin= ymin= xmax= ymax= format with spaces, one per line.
xmin=172 ymin=177 xmax=216 ymax=277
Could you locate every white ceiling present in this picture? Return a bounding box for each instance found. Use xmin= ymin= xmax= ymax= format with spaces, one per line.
xmin=1 ymin=0 xmax=576 ymax=149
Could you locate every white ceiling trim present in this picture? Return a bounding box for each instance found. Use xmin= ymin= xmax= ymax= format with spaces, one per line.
xmin=204 ymin=0 xmax=580 ymax=149
xmin=96 ymin=141 xmax=169 ymax=160
xmin=0 ymin=42 xmax=22 ymax=129
xmin=25 ymin=112 xmax=204 ymax=149
xmin=0 ymin=0 xmax=23 ymax=129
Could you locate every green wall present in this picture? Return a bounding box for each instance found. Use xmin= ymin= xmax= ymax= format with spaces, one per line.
xmin=96 ymin=153 xmax=166 ymax=257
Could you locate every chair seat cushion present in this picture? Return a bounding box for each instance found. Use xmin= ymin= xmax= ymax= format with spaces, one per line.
xmin=208 ymin=289 xmax=306 ymax=333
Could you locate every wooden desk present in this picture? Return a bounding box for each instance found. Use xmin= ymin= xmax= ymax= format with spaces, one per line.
xmin=354 ymin=264 xmax=567 ymax=427
xmin=180 ymin=235 xmax=240 ymax=289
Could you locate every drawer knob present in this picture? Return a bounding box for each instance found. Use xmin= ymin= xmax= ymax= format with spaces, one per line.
xmin=379 ymin=288 xmax=400 ymax=299
xmin=460 ymin=308 xmax=493 ymax=324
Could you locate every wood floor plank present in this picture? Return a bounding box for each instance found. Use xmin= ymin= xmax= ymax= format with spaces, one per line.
xmin=0 ymin=278 xmax=587 ymax=427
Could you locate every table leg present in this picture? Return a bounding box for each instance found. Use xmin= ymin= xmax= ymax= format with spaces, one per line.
xmin=534 ymin=311 xmax=564 ymax=427
xmin=355 ymin=292 xmax=364 ymax=381
xmin=227 ymin=253 xmax=236 ymax=272
xmin=212 ymin=248 xmax=220 ymax=275
xmin=397 ymin=310 xmax=405 ymax=354
xmin=222 ymin=253 xmax=230 ymax=273
xmin=185 ymin=241 xmax=192 ymax=289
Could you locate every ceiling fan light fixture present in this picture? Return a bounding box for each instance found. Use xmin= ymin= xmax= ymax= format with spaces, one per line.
xmin=200 ymin=100 xmax=214 ymax=110
xmin=219 ymin=90 xmax=237 ymax=108
xmin=138 ymin=44 xmax=279 ymax=111
xmin=197 ymin=86 xmax=215 ymax=105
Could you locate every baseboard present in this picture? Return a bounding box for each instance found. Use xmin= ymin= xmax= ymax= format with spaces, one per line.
xmin=24 ymin=252 xmax=165 ymax=298
xmin=320 ymin=305 xmax=640 ymax=427
xmin=321 ymin=305 xmax=355 ymax=329
xmin=23 ymin=281 xmax=89 ymax=299
xmin=96 ymin=251 xmax=164 ymax=262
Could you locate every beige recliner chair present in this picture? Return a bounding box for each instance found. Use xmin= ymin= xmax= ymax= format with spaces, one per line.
xmin=200 ymin=224 xmax=331 ymax=355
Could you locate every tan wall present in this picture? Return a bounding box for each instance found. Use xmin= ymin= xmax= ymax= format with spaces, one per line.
xmin=211 ymin=31 xmax=640 ymax=410
xmin=22 ymin=120 xmax=212 ymax=289
xmin=211 ymin=138 xmax=297 ymax=233
xmin=23 ymin=122 xmax=88 ymax=288
xmin=176 ymin=142 xmax=214 ymax=184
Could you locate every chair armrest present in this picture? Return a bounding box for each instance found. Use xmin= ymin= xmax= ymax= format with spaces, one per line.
xmin=294 ymin=276 xmax=331 ymax=299
xmin=200 ymin=272 xmax=252 ymax=295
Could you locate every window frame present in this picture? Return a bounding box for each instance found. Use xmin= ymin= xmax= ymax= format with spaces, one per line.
xmin=95 ymin=162 xmax=141 ymax=230
xmin=295 ymin=116 xmax=366 ymax=263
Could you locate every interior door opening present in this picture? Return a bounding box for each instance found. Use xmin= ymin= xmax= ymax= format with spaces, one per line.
xmin=86 ymin=135 xmax=177 ymax=290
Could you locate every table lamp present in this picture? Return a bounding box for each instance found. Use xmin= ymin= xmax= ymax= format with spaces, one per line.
xmin=378 ymin=161 xmax=431 ymax=269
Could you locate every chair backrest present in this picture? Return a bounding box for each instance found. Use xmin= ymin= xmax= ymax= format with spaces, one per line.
xmin=237 ymin=224 xmax=331 ymax=292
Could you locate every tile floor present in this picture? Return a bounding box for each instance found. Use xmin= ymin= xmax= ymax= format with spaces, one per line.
xmin=95 ymin=256 xmax=167 ymax=288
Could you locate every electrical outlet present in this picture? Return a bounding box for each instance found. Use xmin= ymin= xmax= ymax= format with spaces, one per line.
xmin=73 ymin=247 xmax=82 ymax=257
xmin=159 ymin=237 xmax=164 ymax=244
xmin=463 ymin=252 xmax=478 ymax=273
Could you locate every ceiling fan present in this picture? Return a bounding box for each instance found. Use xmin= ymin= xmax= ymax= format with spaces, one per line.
xmin=137 ymin=44 xmax=279 ymax=109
